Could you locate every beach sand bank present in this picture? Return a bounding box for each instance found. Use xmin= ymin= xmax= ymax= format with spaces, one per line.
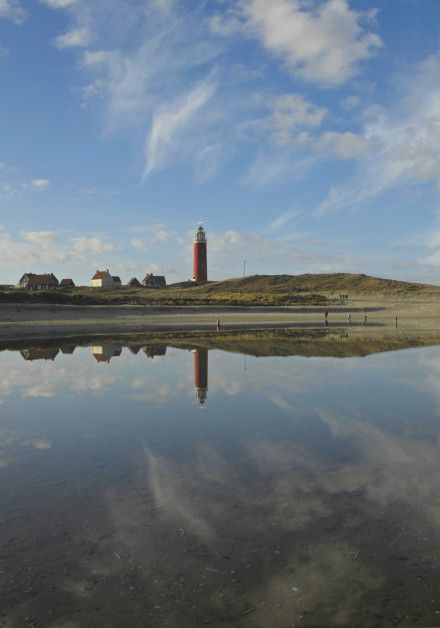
xmin=0 ymin=296 xmax=440 ymax=342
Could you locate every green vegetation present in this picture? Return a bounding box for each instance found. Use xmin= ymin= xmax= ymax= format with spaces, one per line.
xmin=1 ymin=272 xmax=439 ymax=306
xmin=2 ymin=328 xmax=440 ymax=359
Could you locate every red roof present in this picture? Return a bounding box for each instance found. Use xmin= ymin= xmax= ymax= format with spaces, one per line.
xmin=92 ymin=270 xmax=110 ymax=280
xmin=93 ymin=354 xmax=110 ymax=363
xmin=25 ymin=273 xmax=58 ymax=286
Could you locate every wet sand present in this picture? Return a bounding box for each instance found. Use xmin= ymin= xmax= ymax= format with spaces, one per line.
xmin=0 ymin=296 xmax=439 ymax=341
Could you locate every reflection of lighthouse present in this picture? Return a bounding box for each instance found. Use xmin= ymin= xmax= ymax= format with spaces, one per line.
xmin=193 ymin=348 xmax=208 ymax=406
xmin=193 ymin=224 xmax=207 ymax=283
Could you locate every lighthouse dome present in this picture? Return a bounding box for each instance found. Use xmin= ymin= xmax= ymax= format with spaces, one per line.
xmin=195 ymin=224 xmax=206 ymax=243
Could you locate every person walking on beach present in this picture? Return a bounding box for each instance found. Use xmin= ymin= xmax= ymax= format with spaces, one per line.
xmin=347 ymin=313 xmax=352 ymax=325
xmin=395 ymin=315 xmax=398 ymax=328
xmin=324 ymin=310 xmax=329 ymax=326
xmin=364 ymin=314 xmax=368 ymax=325
xmin=216 ymin=319 xmax=221 ymax=331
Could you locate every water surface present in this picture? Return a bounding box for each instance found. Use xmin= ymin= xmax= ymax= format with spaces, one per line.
xmin=2 ymin=338 xmax=440 ymax=627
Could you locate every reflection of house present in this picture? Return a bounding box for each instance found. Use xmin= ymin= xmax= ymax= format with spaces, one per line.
xmin=59 ymin=278 xmax=75 ymax=288
xmin=18 ymin=273 xmax=59 ymax=291
xmin=91 ymin=270 xmax=121 ymax=289
xmin=21 ymin=347 xmax=59 ymax=361
xmin=127 ymin=345 xmax=142 ymax=354
xmin=127 ymin=277 xmax=142 ymax=288
xmin=142 ymin=274 xmax=166 ymax=288
xmin=193 ymin=348 xmax=208 ymax=406
xmin=91 ymin=345 xmax=122 ymax=363
xmin=143 ymin=345 xmax=167 ymax=359
xmin=60 ymin=344 xmax=76 ymax=354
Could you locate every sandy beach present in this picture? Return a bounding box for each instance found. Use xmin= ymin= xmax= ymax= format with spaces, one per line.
xmin=1 ymin=296 xmax=440 ymax=341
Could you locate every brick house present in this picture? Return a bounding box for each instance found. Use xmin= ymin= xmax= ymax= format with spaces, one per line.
xmin=142 ymin=273 xmax=166 ymax=288
xmin=18 ymin=273 xmax=59 ymax=291
xmin=59 ymin=278 xmax=75 ymax=288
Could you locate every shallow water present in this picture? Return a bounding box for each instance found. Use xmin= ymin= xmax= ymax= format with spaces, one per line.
xmin=2 ymin=340 xmax=440 ymax=626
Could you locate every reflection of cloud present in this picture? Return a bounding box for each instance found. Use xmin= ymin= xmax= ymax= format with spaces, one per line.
xmin=0 ymin=358 xmax=117 ymax=400
xmin=145 ymin=448 xmax=215 ymax=543
xmin=25 ymin=439 xmax=52 ymax=450
xmin=131 ymin=377 xmax=176 ymax=405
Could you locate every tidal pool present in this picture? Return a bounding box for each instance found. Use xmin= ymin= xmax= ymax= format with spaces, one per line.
xmin=2 ymin=337 xmax=440 ymax=627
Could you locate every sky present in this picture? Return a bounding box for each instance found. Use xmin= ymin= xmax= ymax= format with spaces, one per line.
xmin=1 ymin=0 xmax=440 ymax=285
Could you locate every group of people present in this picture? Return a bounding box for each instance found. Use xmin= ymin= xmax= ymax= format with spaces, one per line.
xmin=324 ymin=311 xmax=399 ymax=327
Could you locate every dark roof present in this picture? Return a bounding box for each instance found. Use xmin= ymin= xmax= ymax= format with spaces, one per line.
xmin=112 ymin=276 xmax=121 ymax=282
xmin=127 ymin=277 xmax=141 ymax=287
xmin=143 ymin=274 xmax=166 ymax=284
xmin=60 ymin=278 xmax=75 ymax=287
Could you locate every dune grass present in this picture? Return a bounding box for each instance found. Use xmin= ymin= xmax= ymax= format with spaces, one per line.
xmin=1 ymin=272 xmax=439 ymax=306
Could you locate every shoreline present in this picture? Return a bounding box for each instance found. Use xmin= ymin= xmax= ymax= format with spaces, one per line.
xmin=0 ymin=297 xmax=438 ymax=342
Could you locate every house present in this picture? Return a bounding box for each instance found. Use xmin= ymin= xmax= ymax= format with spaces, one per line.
xmin=92 ymin=270 xmax=117 ymax=288
xmin=20 ymin=347 xmax=59 ymax=361
xmin=18 ymin=273 xmax=59 ymax=291
xmin=127 ymin=277 xmax=142 ymax=288
xmin=142 ymin=273 xmax=166 ymax=288
xmin=91 ymin=345 xmax=122 ymax=363
xmin=59 ymin=278 xmax=75 ymax=288
xmin=143 ymin=345 xmax=167 ymax=359
xmin=60 ymin=344 xmax=76 ymax=354
xmin=112 ymin=276 xmax=122 ymax=288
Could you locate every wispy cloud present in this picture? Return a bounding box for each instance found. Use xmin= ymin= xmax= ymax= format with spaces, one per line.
xmin=40 ymin=0 xmax=77 ymax=7
xmin=144 ymin=77 xmax=218 ymax=177
xmin=318 ymin=54 xmax=440 ymax=214
xmin=55 ymin=26 xmax=90 ymax=49
xmin=0 ymin=0 xmax=26 ymax=24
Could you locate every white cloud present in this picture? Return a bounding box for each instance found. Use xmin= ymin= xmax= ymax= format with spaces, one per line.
xmin=212 ymin=0 xmax=382 ymax=86
xmin=340 ymin=94 xmax=361 ymax=110
xmin=20 ymin=231 xmax=58 ymax=247
xmin=314 ymin=130 xmax=372 ymax=158
xmin=69 ymin=235 xmax=117 ymax=255
xmin=55 ymin=26 xmax=90 ymax=49
xmin=268 ymin=208 xmax=303 ymax=232
xmin=244 ymin=152 xmax=316 ymax=185
xmin=151 ymin=0 xmax=173 ymax=13
xmin=130 ymin=238 xmax=148 ymax=250
xmin=0 ymin=0 xmax=25 ymax=24
xmin=41 ymin=0 xmax=76 ymax=7
xmin=267 ymin=94 xmax=326 ymax=146
xmin=144 ymin=77 xmax=217 ymax=177
xmin=31 ymin=178 xmax=49 ymax=189
xmin=318 ymin=54 xmax=440 ymax=214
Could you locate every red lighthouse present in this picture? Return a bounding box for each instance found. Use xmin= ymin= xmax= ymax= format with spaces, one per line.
xmin=194 ymin=348 xmax=208 ymax=406
xmin=193 ymin=224 xmax=207 ymax=283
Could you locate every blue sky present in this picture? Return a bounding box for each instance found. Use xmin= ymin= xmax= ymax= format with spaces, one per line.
xmin=1 ymin=0 xmax=440 ymax=285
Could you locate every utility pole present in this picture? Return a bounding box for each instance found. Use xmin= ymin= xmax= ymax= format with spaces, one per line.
xmin=243 ymin=260 xmax=247 ymax=277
